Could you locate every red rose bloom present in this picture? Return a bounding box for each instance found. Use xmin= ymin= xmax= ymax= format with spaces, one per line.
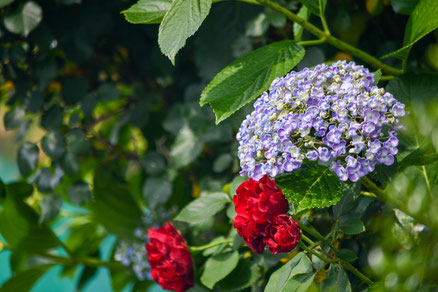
xmin=233 ymin=175 xmax=289 ymax=253
xmin=265 ymin=214 xmax=301 ymax=255
xmin=146 ymin=222 xmax=194 ymax=292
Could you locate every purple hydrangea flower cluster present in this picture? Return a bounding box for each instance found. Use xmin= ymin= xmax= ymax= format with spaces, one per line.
xmin=237 ymin=61 xmax=406 ymax=182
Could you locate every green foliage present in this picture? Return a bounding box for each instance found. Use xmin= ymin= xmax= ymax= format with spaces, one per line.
xmin=265 ymin=252 xmax=313 ymax=291
xmin=200 ymin=41 xmax=305 ymax=123
xmin=158 ymin=0 xmax=212 ymax=64
xmin=200 ymin=251 xmax=239 ymax=289
xmin=1 ymin=0 xmax=438 ymax=290
xmin=276 ymin=166 xmax=345 ymax=213
xmin=174 ymin=192 xmax=229 ymax=225
xmin=123 ymin=0 xmax=172 ymax=24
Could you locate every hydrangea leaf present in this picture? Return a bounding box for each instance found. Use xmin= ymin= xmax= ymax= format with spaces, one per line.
xmin=339 ymin=217 xmax=365 ymax=235
xmin=174 ymin=192 xmax=229 ymax=225
xmin=200 ymin=41 xmax=305 ymax=124
xmin=265 ymin=252 xmax=312 ymax=291
xmin=170 ymin=125 xmax=203 ymax=168
xmin=382 ymin=0 xmax=438 ymax=60
xmin=158 ymin=0 xmax=212 ymax=64
xmin=122 ymin=0 xmax=173 ymax=24
xmin=200 ymin=251 xmax=239 ymax=289
xmin=276 ymin=166 xmax=344 ymax=213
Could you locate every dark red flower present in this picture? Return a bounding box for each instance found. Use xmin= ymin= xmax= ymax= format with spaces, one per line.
xmin=265 ymin=214 xmax=301 ymax=255
xmin=146 ymin=222 xmax=194 ymax=292
xmin=233 ymin=175 xmax=289 ymax=253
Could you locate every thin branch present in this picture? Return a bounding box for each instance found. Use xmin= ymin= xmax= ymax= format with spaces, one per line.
xmin=237 ymin=0 xmax=404 ymax=76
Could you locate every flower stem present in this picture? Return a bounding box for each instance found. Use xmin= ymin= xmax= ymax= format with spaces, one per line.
xmin=189 ymin=239 xmax=233 ymax=254
xmin=237 ymin=0 xmax=404 ymax=76
xmin=298 ymin=241 xmax=335 ymax=263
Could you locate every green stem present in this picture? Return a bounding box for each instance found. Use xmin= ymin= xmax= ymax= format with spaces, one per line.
xmin=237 ymin=0 xmax=404 ymax=76
xmin=318 ymin=0 xmax=330 ymax=35
xmin=298 ymin=38 xmax=326 ymax=46
xmin=298 ymin=221 xmax=326 ymax=242
xmin=189 ymin=239 xmax=233 ymax=254
xmin=299 ymin=241 xmax=374 ymax=285
xmin=3 ymin=245 xmax=125 ymax=270
xmin=298 ymin=241 xmax=335 ymax=263
xmin=380 ymin=75 xmax=395 ymax=81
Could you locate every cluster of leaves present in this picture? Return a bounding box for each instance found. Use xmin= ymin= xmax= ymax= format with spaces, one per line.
xmin=0 ymin=0 xmax=438 ymax=291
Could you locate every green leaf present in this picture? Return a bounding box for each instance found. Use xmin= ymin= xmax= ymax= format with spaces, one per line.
xmin=339 ymin=217 xmax=365 ymax=235
xmin=200 ymin=41 xmax=305 ymax=124
xmin=142 ymin=176 xmax=173 ymax=209
xmin=283 ymin=273 xmax=316 ymax=292
xmin=398 ymin=152 xmax=438 ymax=171
xmin=41 ymin=105 xmax=63 ymax=131
xmin=219 ymin=260 xmax=262 ymax=290
xmin=68 ymin=182 xmax=92 ymax=205
xmin=140 ymin=152 xmax=167 ymax=176
xmin=174 ymin=192 xmax=229 ymax=225
xmin=0 ymin=0 xmax=15 ymax=8
xmin=39 ymin=194 xmax=63 ymax=223
xmin=67 ymin=128 xmax=90 ymax=155
xmin=369 ymin=159 xmax=398 ymax=187
xmin=390 ymin=0 xmax=420 ymax=15
xmin=4 ymin=106 xmax=25 ymax=130
xmin=294 ymin=6 xmax=310 ymax=42
xmin=276 ymin=166 xmax=345 ymax=213
xmin=62 ymin=77 xmax=88 ymax=105
xmin=297 ymin=0 xmax=326 ymax=16
xmin=337 ymin=249 xmax=358 ymax=262
xmin=17 ymin=142 xmax=39 ymax=177
xmin=97 ymin=83 xmax=120 ymax=102
xmin=373 ymin=69 xmax=382 ymax=84
xmin=337 ymin=268 xmax=352 ymax=292
xmin=91 ymin=166 xmax=143 ymax=239
xmin=158 ymin=0 xmax=212 ymax=64
xmin=1 ymin=264 xmax=54 ymax=292
xmin=265 ymin=252 xmax=313 ymax=291
xmin=200 ymin=251 xmax=240 ymax=289
xmin=3 ymin=1 xmax=42 ymax=37
xmin=0 ymin=190 xmax=61 ymax=252
xmin=382 ymin=0 xmax=438 ymax=60
xmin=5 ymin=182 xmax=33 ymax=200
xmin=170 ymin=126 xmax=203 ymax=168
xmin=386 ymin=73 xmax=438 ymax=104
xmin=41 ymin=132 xmax=66 ymax=160
xmin=213 ymin=153 xmax=233 ymax=173
xmin=122 ymin=0 xmax=173 ymax=24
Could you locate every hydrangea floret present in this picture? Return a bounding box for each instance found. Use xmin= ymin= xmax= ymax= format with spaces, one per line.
xmin=237 ymin=61 xmax=406 ymax=182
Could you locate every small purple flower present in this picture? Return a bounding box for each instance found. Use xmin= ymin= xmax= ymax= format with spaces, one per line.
xmin=306 ymin=150 xmax=319 ymax=161
xmin=376 ymin=147 xmax=394 ymax=166
xmin=318 ymin=147 xmax=332 ymax=162
xmin=361 ymin=121 xmax=377 ymax=137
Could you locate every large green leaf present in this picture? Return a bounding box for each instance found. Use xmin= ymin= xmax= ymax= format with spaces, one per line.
xmin=1 ymin=264 xmax=54 ymax=292
xmin=265 ymin=252 xmax=313 ymax=291
xmin=382 ymin=0 xmax=438 ymax=60
xmin=3 ymin=1 xmax=42 ymax=37
xmin=390 ymin=0 xmax=420 ymax=15
xmin=219 ymin=260 xmax=262 ymax=290
xmin=386 ymin=73 xmax=438 ymax=104
xmin=200 ymin=251 xmax=240 ymax=289
xmin=91 ymin=166 xmax=143 ymax=239
xmin=158 ymin=0 xmax=212 ymax=64
xmin=122 ymin=0 xmax=172 ymax=24
xmin=174 ymin=192 xmax=229 ymax=225
xmin=275 ymin=166 xmax=344 ymax=213
xmin=200 ymin=41 xmax=305 ymax=124
xmin=283 ymin=273 xmax=316 ymax=292
xmin=0 ymin=190 xmax=61 ymax=252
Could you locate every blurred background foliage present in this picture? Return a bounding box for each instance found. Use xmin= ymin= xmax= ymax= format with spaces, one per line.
xmin=0 ymin=0 xmax=437 ymax=291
